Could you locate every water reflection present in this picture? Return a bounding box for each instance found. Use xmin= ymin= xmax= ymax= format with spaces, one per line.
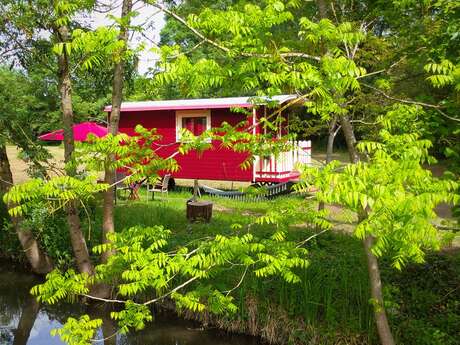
xmin=0 ymin=263 xmax=259 ymax=345
xmin=12 ymin=297 xmax=39 ymax=345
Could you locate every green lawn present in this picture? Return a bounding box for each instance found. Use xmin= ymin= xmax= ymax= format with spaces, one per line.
xmin=103 ymin=189 xmax=374 ymax=344
xmin=85 ymin=188 xmax=460 ymax=345
xmin=111 ymin=188 xmax=312 ymax=241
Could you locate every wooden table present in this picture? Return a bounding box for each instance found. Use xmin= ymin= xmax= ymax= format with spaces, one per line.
xmin=127 ymin=178 xmax=147 ymax=201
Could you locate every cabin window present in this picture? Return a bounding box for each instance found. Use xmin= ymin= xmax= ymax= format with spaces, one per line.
xmin=182 ymin=117 xmax=207 ymax=136
xmin=176 ymin=110 xmax=211 ymax=141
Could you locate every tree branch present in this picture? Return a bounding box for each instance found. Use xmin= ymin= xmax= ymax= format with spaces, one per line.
xmin=362 ymin=83 xmax=460 ymax=122
xmin=296 ymin=228 xmax=328 ymax=248
xmin=149 ymin=2 xmax=321 ymax=62
xmin=144 ymin=276 xmax=199 ymax=305
xmin=149 ymin=2 xmax=231 ymax=54
xmin=357 ymin=55 xmax=406 ymax=80
xmin=223 ymin=265 xmax=249 ymax=296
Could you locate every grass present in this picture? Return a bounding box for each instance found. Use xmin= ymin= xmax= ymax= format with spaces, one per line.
xmin=1 ymin=183 xmax=459 ymax=344
xmin=85 ymin=189 xmax=459 ymax=345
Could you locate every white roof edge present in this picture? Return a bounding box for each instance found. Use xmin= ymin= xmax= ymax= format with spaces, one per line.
xmin=104 ymin=94 xmax=298 ymax=112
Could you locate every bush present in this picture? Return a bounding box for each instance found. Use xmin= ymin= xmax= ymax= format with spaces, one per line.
xmin=384 ymin=253 xmax=460 ymax=345
xmin=0 ymin=193 xmax=21 ymax=260
xmin=0 ymin=193 xmax=8 ymax=225
xmin=21 ymin=204 xmax=73 ymax=267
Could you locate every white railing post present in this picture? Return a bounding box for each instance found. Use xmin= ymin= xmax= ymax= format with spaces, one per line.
xmin=294 ymin=140 xmax=298 ymax=170
xmin=254 ymin=140 xmax=312 ymax=180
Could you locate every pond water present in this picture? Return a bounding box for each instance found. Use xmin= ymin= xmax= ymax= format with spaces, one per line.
xmin=0 ymin=262 xmax=259 ymax=345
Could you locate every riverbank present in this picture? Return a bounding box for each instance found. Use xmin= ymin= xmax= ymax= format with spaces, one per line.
xmin=0 ymin=261 xmax=261 ymax=345
xmin=173 ymin=251 xmax=460 ymax=345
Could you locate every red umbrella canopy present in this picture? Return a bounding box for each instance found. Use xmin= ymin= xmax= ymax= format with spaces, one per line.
xmin=39 ymin=122 xmax=108 ymax=142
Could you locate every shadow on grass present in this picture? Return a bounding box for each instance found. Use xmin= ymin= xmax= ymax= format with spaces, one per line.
xmin=92 ymin=191 xmax=262 ymax=247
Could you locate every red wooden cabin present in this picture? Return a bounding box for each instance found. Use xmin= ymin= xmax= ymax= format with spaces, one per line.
xmin=104 ymin=95 xmax=311 ymax=184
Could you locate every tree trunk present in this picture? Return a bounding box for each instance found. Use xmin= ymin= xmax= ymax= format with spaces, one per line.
xmin=67 ymin=200 xmax=94 ymax=275
xmin=0 ymin=144 xmax=13 ymax=194
xmin=341 ymin=116 xmax=395 ymax=345
xmin=312 ymin=4 xmax=395 ymax=343
xmin=325 ymin=119 xmax=337 ymax=165
xmin=339 ymin=115 xmax=360 ymax=163
xmin=101 ymin=0 xmax=133 ymax=264
xmin=101 ymin=165 xmax=115 ymax=264
xmin=318 ymin=118 xmax=337 ymax=211
xmin=187 ymin=201 xmax=213 ymax=223
xmin=0 ymin=144 xmax=53 ymax=275
xmin=11 ymin=216 xmax=54 ymax=275
xmin=315 ymin=0 xmax=329 ymax=19
xmin=56 ymin=25 xmax=94 ymax=276
xmin=363 ymin=235 xmax=396 ymax=345
xmin=57 ymin=50 xmax=75 ymax=165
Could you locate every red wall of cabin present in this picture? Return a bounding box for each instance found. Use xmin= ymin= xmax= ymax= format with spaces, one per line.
xmin=118 ymin=108 xmax=254 ymax=181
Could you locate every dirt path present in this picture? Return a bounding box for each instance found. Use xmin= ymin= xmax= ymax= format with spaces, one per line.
xmin=6 ymin=145 xmax=64 ymax=184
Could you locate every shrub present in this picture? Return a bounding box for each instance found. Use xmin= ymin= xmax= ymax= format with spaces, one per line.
xmin=21 ymin=204 xmax=73 ymax=267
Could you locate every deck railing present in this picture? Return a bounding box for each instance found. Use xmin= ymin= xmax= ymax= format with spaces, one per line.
xmin=254 ymin=140 xmax=311 ymax=180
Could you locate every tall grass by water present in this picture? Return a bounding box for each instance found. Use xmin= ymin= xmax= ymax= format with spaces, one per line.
xmin=91 ymin=190 xmax=372 ymax=343
xmin=99 ymin=189 xmax=459 ymax=345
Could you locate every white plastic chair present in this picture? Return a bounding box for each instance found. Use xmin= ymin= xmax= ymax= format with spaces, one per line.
xmin=146 ymin=174 xmax=171 ymax=200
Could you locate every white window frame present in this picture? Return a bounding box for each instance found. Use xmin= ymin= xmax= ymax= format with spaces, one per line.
xmin=175 ymin=109 xmax=211 ymax=142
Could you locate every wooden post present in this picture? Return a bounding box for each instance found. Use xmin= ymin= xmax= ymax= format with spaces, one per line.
xmin=192 ymin=179 xmax=199 ymax=202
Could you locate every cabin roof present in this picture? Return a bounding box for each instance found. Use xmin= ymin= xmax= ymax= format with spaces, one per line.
xmin=104 ymin=95 xmax=297 ymax=112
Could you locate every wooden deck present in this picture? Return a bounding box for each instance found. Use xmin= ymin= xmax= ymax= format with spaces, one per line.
xmin=254 ymin=140 xmax=311 ymax=183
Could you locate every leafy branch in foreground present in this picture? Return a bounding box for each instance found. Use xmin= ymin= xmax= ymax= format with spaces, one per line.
xmin=299 ymin=107 xmax=458 ymax=269
xmin=295 ymin=105 xmax=459 ymax=345
xmin=3 ymin=175 xmax=107 ymax=217
xmin=31 ymin=223 xmax=310 ymax=345
xmin=50 ymin=315 xmax=102 ymax=345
